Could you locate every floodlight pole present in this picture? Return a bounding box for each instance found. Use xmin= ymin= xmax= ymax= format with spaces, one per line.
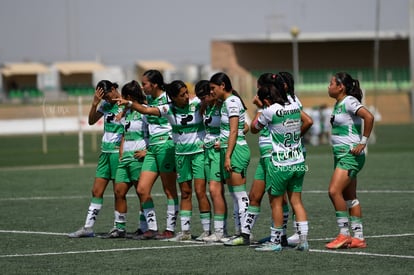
xmin=78 ymin=96 xmax=84 ymax=166
xmin=410 ymin=0 xmax=414 ymax=121
xmin=373 ymin=0 xmax=380 ymax=110
xmin=291 ymin=26 xmax=300 ymax=90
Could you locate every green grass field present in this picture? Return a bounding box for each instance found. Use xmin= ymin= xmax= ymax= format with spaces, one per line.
xmin=0 ymin=124 xmax=413 ymax=274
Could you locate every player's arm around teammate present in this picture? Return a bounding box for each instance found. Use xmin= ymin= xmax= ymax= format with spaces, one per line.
xmin=102 ymin=80 xmax=149 ymax=238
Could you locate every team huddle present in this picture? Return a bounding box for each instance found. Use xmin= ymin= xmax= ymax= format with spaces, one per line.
xmin=68 ymin=70 xmax=374 ymax=252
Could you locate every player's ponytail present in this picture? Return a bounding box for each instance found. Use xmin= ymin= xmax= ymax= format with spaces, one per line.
xmin=335 ymin=72 xmax=363 ymax=102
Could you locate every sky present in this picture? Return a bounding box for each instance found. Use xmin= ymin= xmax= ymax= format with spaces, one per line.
xmin=0 ymin=0 xmax=409 ymax=68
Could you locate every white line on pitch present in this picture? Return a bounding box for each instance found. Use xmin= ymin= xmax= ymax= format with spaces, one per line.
xmin=311 ymin=233 xmax=414 ymax=241
xmin=0 ymin=230 xmax=413 ymax=259
xmin=0 ymin=230 xmax=68 ymax=236
xmin=3 ymin=230 xmax=412 ymax=240
xmin=310 ymin=249 xmax=414 ymax=259
xmin=0 ymin=243 xmax=221 ymax=258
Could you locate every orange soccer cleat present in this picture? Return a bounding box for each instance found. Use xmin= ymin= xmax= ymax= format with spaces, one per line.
xmin=325 ymin=234 xmax=352 ymax=249
xmin=348 ymin=237 xmax=367 ymax=248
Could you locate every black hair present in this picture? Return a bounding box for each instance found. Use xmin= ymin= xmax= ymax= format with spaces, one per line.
xmin=334 ymin=72 xmax=363 ymax=102
xmin=257 ymin=73 xmax=288 ymax=103
xmin=210 ymin=72 xmax=232 ymax=91
xmin=96 ymin=80 xmax=118 ymax=94
xmin=210 ymin=72 xmax=247 ymax=110
xmin=278 ymin=71 xmax=295 ymax=100
xmin=195 ymin=80 xmax=210 ymax=98
xmin=257 ymin=73 xmax=276 ymax=87
xmin=165 ymin=80 xmax=187 ymax=99
xmin=143 ymin=69 xmax=165 ymax=90
xmin=121 ymin=80 xmax=146 ymax=104
xmin=257 ymin=84 xmax=285 ymax=106
xmin=257 ymin=73 xmax=286 ymax=96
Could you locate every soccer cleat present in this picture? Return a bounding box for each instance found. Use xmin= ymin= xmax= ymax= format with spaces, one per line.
xmin=256 ymin=235 xmax=271 ymax=244
xmin=287 ymin=233 xmax=300 ymax=247
xmin=167 ymin=231 xmax=192 ymax=241
xmin=349 ymin=237 xmax=367 ymax=248
xmin=68 ymin=227 xmax=95 ymax=238
xmin=133 ymin=230 xmax=158 ymax=240
xmin=325 ymin=234 xmax=352 ymax=249
xmin=255 ymin=242 xmax=283 ymax=252
xmin=223 ymin=234 xmax=249 ymax=246
xmin=281 ymin=235 xmax=288 ymax=247
xmin=127 ymin=228 xmax=144 ymax=239
xmin=219 ymin=235 xmax=234 ymax=243
xmin=155 ymin=230 xmax=175 ymax=240
xmin=101 ymin=228 xmax=126 ymax=239
xmin=295 ymin=241 xmax=309 ymax=251
xmin=195 ymin=231 xmax=210 ymax=241
xmin=203 ymin=232 xmax=224 ymax=243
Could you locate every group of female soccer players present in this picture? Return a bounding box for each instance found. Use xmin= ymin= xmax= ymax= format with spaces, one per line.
xmin=68 ymin=69 xmax=374 ymax=252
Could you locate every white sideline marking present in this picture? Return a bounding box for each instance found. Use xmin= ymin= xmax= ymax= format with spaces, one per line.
xmin=2 ymin=230 xmax=412 ymax=240
xmin=0 ymin=231 xmax=413 ymax=259
xmin=310 ymin=249 xmax=414 ymax=259
xmin=0 ymin=243 xmax=219 ymax=258
xmin=0 ymin=230 xmax=67 ymax=236
xmin=312 ymin=233 xmax=414 ymax=241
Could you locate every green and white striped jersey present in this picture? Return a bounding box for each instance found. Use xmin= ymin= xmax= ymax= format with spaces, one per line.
xmin=97 ymin=102 xmax=124 ymax=153
xmin=258 ymin=101 xmax=304 ymax=166
xmin=219 ymin=94 xmax=247 ymax=148
xmin=203 ymin=103 xmax=221 ymax=148
xmin=158 ymin=97 xmax=205 ymax=155
xmin=258 ymin=119 xmax=272 ymax=158
xmin=288 ymin=94 xmax=307 ymax=154
xmin=145 ymin=92 xmax=172 ymax=146
xmin=288 ymin=94 xmax=303 ymax=109
xmin=120 ymin=109 xmax=148 ymax=161
xmin=330 ymin=95 xmax=364 ymax=157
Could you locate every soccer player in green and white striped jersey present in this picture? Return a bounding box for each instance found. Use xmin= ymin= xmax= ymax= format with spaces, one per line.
xmin=251 ymin=73 xmax=313 ymax=246
xmin=208 ymin=73 xmax=251 ymax=245
xmin=195 ymin=80 xmax=228 ymax=242
xmin=280 ymin=71 xmax=313 ymax=246
xmin=325 ymin=72 xmax=374 ymax=249
xmin=102 ymin=80 xmax=149 ymax=238
xmin=130 ymin=70 xmax=179 ymax=240
xmin=251 ymin=83 xmax=309 ymax=252
xmin=117 ymin=80 xmax=212 ymax=241
xmin=68 ymin=80 xmax=124 ymax=238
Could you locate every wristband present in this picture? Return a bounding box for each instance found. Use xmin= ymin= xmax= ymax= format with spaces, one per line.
xmin=360 ymin=136 xmax=368 ymax=145
xmin=253 ymin=119 xmax=262 ymax=130
xmin=257 ymin=108 xmax=263 ymax=113
xmin=127 ymin=100 xmax=133 ymax=107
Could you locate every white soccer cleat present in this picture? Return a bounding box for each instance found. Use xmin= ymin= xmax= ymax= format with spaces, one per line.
xmin=67 ymin=227 xmax=95 ymax=238
xmin=203 ymin=232 xmax=224 ymax=242
xmin=287 ymin=233 xmax=300 ymax=247
xmin=195 ymin=231 xmax=210 ymax=241
xmin=167 ymin=231 xmax=192 ymax=241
